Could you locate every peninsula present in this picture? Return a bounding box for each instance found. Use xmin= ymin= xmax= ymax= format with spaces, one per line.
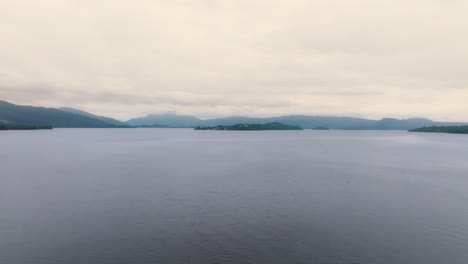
xmin=409 ymin=126 xmax=468 ymax=134
xmin=0 ymin=124 xmax=53 ymax=130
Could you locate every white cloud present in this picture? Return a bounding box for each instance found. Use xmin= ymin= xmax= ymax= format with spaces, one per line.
xmin=0 ymin=0 xmax=467 ymax=120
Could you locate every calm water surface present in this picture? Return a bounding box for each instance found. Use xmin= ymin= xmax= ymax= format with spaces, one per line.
xmin=1 ymin=129 xmax=468 ymax=264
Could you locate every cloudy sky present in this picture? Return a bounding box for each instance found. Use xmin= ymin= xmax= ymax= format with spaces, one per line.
xmin=1 ymin=0 xmax=467 ymax=121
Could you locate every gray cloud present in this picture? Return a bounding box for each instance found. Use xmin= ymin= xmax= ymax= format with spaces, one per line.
xmin=0 ymin=0 xmax=467 ymax=120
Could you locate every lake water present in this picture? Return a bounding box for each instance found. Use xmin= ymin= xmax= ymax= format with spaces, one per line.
xmin=1 ymin=129 xmax=468 ymax=264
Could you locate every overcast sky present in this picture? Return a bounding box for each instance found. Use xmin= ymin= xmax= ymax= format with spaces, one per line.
xmin=1 ymin=0 xmax=467 ymax=121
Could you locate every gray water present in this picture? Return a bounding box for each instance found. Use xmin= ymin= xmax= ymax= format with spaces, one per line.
xmin=1 ymin=129 xmax=468 ymax=264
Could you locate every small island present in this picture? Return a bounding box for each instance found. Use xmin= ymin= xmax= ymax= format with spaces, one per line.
xmin=409 ymin=126 xmax=468 ymax=134
xmin=311 ymin=126 xmax=329 ymax=130
xmin=195 ymin=122 xmax=303 ymax=131
xmin=0 ymin=124 xmax=53 ymax=130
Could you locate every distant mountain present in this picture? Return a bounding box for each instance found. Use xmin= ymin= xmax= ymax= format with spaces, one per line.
xmin=128 ymin=113 xmax=467 ymax=130
xmin=59 ymin=107 xmax=130 ymax=127
xmin=370 ymin=118 xmax=439 ymax=130
xmin=0 ymin=100 xmax=119 ymax=128
xmin=127 ymin=114 xmax=378 ymax=129
xmin=242 ymin=115 xmax=377 ymax=130
xmin=3 ymin=99 xmax=467 ymax=130
xmin=126 ymin=113 xmax=202 ymax=127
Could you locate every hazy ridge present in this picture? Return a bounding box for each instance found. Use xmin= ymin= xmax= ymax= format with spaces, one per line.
xmin=127 ymin=113 xmax=467 ymax=130
xmin=1 ymin=100 xmax=467 ymax=130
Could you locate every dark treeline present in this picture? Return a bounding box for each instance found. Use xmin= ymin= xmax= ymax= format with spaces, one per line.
xmin=409 ymin=126 xmax=468 ymax=134
xmin=195 ymin=122 xmax=303 ymax=131
xmin=0 ymin=124 xmax=53 ymax=130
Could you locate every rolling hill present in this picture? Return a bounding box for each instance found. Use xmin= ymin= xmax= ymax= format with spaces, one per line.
xmin=59 ymin=107 xmax=129 ymax=127
xmin=3 ymin=99 xmax=467 ymax=130
xmin=126 ymin=113 xmax=202 ymax=127
xmin=126 ymin=113 xmax=468 ymax=130
xmin=0 ymin=100 xmax=121 ymax=128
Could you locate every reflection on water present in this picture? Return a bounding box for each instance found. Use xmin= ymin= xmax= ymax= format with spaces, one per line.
xmin=1 ymin=129 xmax=468 ymax=264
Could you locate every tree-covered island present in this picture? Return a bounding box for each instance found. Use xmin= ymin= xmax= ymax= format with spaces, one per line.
xmin=409 ymin=126 xmax=468 ymax=134
xmin=195 ymin=122 xmax=303 ymax=131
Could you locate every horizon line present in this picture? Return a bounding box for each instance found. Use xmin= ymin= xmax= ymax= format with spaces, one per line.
xmin=2 ymin=99 xmax=467 ymax=123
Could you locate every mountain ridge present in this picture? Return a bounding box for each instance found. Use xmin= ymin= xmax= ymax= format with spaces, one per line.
xmin=127 ymin=113 xmax=467 ymax=130
xmin=0 ymin=100 xmax=121 ymax=128
xmin=2 ymin=100 xmax=467 ymax=130
xmin=59 ymin=107 xmax=130 ymax=127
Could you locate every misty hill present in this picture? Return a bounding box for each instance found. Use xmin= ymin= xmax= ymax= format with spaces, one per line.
xmin=3 ymin=99 xmax=467 ymax=130
xmin=0 ymin=100 xmax=120 ymax=128
xmin=59 ymin=107 xmax=129 ymax=127
xmin=195 ymin=122 xmax=303 ymax=131
xmin=371 ymin=118 xmax=440 ymax=130
xmin=126 ymin=113 xmax=202 ymax=127
xmin=127 ymin=114 xmax=376 ymax=129
xmin=409 ymin=126 xmax=468 ymax=134
xmin=274 ymin=115 xmax=376 ymax=130
xmin=127 ymin=113 xmax=467 ymax=130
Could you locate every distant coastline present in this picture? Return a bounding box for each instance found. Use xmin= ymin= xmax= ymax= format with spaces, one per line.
xmin=409 ymin=126 xmax=468 ymax=134
xmin=311 ymin=126 xmax=329 ymax=130
xmin=0 ymin=125 xmax=53 ymax=130
xmin=195 ymin=122 xmax=303 ymax=131
xmin=3 ymin=99 xmax=468 ymax=130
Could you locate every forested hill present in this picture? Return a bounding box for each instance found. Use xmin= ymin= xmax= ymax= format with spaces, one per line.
xmin=128 ymin=114 xmax=468 ymax=130
xmin=409 ymin=126 xmax=468 ymax=134
xmin=0 ymin=100 xmax=121 ymax=128
xmin=3 ymin=99 xmax=468 ymax=130
xmin=59 ymin=107 xmax=129 ymax=127
xmin=195 ymin=122 xmax=303 ymax=131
